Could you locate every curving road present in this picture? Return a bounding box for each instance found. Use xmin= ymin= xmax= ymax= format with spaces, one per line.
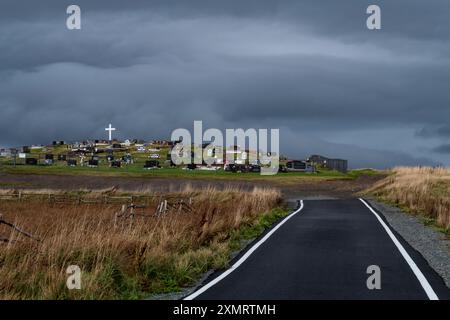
xmin=185 ymin=199 xmax=450 ymax=300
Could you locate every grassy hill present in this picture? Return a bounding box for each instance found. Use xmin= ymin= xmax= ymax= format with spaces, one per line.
xmin=0 ymin=143 xmax=378 ymax=182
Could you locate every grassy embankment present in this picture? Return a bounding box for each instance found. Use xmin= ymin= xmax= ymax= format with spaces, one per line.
xmin=0 ymin=163 xmax=381 ymax=187
xmin=365 ymin=166 xmax=450 ymax=236
xmin=0 ymin=187 xmax=287 ymax=299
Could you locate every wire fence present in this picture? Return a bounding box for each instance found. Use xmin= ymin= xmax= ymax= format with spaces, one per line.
xmin=0 ymin=192 xmax=191 ymax=206
xmin=0 ymin=192 xmax=195 ymax=242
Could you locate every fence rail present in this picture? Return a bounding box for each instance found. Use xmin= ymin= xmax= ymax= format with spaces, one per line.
xmin=0 ymin=192 xmax=193 ymax=206
xmin=0 ymin=193 xmax=149 ymax=205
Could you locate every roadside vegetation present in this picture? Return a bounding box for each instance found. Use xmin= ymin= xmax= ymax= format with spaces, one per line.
xmin=365 ymin=166 xmax=450 ymax=234
xmin=0 ymin=187 xmax=286 ymax=299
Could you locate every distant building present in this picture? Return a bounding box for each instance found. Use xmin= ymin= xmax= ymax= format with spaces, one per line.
xmin=307 ymin=154 xmax=348 ymax=173
xmin=285 ymin=160 xmax=315 ymax=172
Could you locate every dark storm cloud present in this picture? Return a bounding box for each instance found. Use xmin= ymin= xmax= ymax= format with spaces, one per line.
xmin=3 ymin=0 xmax=450 ymax=40
xmin=433 ymin=144 xmax=450 ymax=155
xmin=417 ymin=125 xmax=450 ymax=138
xmin=0 ymin=1 xmax=449 ymax=167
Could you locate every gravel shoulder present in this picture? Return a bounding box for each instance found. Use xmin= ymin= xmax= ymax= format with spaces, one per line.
xmin=367 ymin=198 xmax=450 ymax=289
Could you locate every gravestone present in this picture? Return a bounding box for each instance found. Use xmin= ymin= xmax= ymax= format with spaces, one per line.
xmin=144 ymin=160 xmax=160 ymax=169
xmin=44 ymin=154 xmax=54 ymax=165
xmin=111 ymin=160 xmax=121 ymax=168
xmin=25 ymin=158 xmax=38 ymax=165
xmin=122 ymin=154 xmax=133 ymax=164
xmin=88 ymin=159 xmax=99 ymax=167
xmin=187 ymin=163 xmax=197 ymax=170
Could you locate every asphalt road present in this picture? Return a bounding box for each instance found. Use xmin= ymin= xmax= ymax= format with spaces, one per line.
xmin=185 ymin=199 xmax=450 ymax=300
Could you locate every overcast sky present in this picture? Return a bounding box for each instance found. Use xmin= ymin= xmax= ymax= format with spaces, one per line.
xmin=1 ymin=0 xmax=449 ymax=168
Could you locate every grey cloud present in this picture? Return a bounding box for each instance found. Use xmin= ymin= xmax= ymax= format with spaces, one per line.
xmin=432 ymin=144 xmax=450 ymax=155
xmin=279 ymin=131 xmax=438 ymax=169
xmin=417 ymin=125 xmax=450 ymax=138
xmin=3 ymin=1 xmax=450 ymax=40
xmin=0 ymin=1 xmax=449 ymax=167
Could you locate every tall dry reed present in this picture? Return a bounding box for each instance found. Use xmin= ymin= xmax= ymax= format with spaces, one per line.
xmin=366 ymin=166 xmax=450 ymax=229
xmin=0 ymin=186 xmax=282 ymax=299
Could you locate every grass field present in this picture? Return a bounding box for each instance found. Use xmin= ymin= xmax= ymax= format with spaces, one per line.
xmin=0 ymin=187 xmax=287 ymax=299
xmin=0 ymin=163 xmax=380 ymax=186
xmin=365 ymin=166 xmax=450 ymax=234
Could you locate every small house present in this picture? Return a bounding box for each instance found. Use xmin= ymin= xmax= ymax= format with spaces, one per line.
xmin=308 ymin=155 xmax=348 ymax=173
xmin=285 ymin=160 xmax=314 ymax=172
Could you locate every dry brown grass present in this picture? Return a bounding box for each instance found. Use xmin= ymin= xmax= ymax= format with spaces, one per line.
xmin=0 ymin=186 xmax=282 ymax=299
xmin=366 ymin=166 xmax=450 ymax=229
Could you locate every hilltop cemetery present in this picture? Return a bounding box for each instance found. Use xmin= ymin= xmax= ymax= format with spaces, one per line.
xmin=0 ymin=132 xmax=348 ymax=174
xmin=1 ymin=139 xmax=172 ymax=169
xmin=0 ymin=139 xmax=348 ymax=174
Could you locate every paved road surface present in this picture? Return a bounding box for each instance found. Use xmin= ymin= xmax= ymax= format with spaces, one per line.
xmin=185 ymin=199 xmax=450 ymax=300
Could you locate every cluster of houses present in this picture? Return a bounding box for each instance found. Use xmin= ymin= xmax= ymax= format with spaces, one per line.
xmin=0 ymin=139 xmax=348 ymax=173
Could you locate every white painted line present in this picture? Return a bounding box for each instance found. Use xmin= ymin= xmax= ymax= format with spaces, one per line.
xmin=184 ymin=200 xmax=305 ymax=300
xmin=359 ymin=198 xmax=439 ymax=300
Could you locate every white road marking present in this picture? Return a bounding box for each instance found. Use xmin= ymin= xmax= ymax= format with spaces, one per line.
xmin=183 ymin=200 xmax=305 ymax=300
xmin=359 ymin=198 xmax=439 ymax=300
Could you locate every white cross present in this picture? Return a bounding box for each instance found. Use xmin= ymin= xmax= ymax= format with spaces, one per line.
xmin=105 ymin=123 xmax=116 ymax=141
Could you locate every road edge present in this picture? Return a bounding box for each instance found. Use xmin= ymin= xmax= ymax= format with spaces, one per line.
xmin=365 ymin=198 xmax=450 ymax=290
xmin=360 ymin=198 xmax=439 ymax=300
xmin=182 ymin=200 xmax=305 ymax=300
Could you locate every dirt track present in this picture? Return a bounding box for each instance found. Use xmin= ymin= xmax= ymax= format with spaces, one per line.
xmin=0 ymin=173 xmax=384 ymax=199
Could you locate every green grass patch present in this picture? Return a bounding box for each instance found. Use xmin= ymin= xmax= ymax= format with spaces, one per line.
xmin=229 ymin=208 xmax=290 ymax=252
xmin=0 ymin=163 xmax=381 ymax=185
xmin=347 ymin=168 xmax=383 ymax=178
